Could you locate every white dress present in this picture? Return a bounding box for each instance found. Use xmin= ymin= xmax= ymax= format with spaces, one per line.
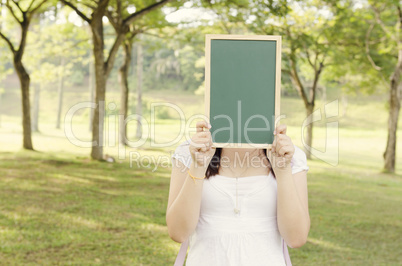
xmin=171 ymin=140 xmax=309 ymax=266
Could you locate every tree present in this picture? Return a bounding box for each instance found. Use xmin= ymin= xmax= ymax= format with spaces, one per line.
xmin=134 ymin=40 xmax=143 ymax=139
xmin=365 ymin=1 xmax=402 ymax=173
xmin=0 ymin=0 xmax=48 ymax=150
xmin=231 ymin=0 xmax=334 ymax=159
xmin=61 ymin=0 xmax=174 ymax=160
xmin=105 ymin=2 xmax=175 ymax=146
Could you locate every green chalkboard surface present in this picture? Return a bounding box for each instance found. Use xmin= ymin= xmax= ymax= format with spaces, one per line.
xmin=205 ymin=35 xmax=281 ymax=148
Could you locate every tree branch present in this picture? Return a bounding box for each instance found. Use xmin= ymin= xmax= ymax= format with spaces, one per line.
xmin=289 ymin=53 xmax=310 ymax=107
xmin=397 ymin=5 xmax=402 ymax=45
xmin=311 ymin=61 xmax=325 ymax=104
xmin=0 ymin=31 xmax=16 ymax=54
xmin=27 ymin=0 xmax=36 ymax=12
xmin=60 ymin=0 xmax=91 ymax=24
xmin=5 ymin=0 xmax=22 ymax=24
xmin=365 ymin=23 xmax=382 ymax=71
xmin=372 ymin=5 xmax=397 ymax=43
xmin=11 ymin=0 xmax=24 ymax=13
xmin=116 ymin=0 xmax=122 ymax=26
xmin=81 ymin=2 xmax=97 ymax=10
xmin=304 ymin=45 xmax=315 ymax=70
xmin=105 ymin=10 xmax=119 ymax=31
xmin=29 ymin=0 xmax=47 ymax=16
xmin=123 ymin=0 xmax=173 ymax=26
xmin=104 ymin=32 xmax=125 ymax=77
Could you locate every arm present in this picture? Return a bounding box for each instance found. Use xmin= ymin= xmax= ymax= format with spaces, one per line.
xmin=269 ymin=124 xmax=310 ymax=248
xmin=276 ymin=168 xmax=310 ymax=248
xmin=166 ymin=160 xmax=207 ymax=243
xmin=166 ymin=120 xmax=215 ymax=243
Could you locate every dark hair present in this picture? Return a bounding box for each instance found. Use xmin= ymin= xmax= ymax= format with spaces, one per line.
xmin=205 ymin=148 xmax=276 ymax=179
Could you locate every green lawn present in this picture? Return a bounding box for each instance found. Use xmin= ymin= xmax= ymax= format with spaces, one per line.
xmin=1 ymin=89 xmax=402 ymax=265
xmin=0 ymin=150 xmax=176 ymax=265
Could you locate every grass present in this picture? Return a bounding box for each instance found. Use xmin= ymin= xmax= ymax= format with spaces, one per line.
xmin=1 ymin=88 xmax=402 ymax=265
xmin=0 ymin=150 xmax=176 ymax=265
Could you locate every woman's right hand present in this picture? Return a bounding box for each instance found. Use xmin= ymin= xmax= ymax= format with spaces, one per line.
xmin=189 ymin=120 xmax=216 ymax=169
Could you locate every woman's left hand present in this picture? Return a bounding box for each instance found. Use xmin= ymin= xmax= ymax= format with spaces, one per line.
xmin=268 ymin=124 xmax=295 ymax=171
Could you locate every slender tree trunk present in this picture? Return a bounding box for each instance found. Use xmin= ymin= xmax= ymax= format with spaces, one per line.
xmin=383 ymin=50 xmax=402 ymax=173
xmin=383 ymin=91 xmax=400 ymax=173
xmin=31 ymin=82 xmax=41 ymax=132
xmin=14 ymin=60 xmax=33 ymax=149
xmin=56 ymin=57 xmax=65 ymax=129
xmin=89 ymin=53 xmax=95 ymax=132
xmin=136 ymin=42 xmax=143 ymax=139
xmin=119 ymin=41 xmax=132 ymax=146
xmin=290 ymin=57 xmax=322 ymax=160
xmin=90 ymin=19 xmax=107 ymax=160
xmin=304 ymin=104 xmax=314 ymax=159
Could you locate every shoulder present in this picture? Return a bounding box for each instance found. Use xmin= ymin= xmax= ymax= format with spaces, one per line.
xmin=290 ymin=145 xmax=309 ymax=175
xmin=171 ymin=139 xmax=192 ymax=169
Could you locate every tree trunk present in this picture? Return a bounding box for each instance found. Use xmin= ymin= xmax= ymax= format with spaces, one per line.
xmin=119 ymin=41 xmax=132 ymax=146
xmin=136 ymin=42 xmax=143 ymax=139
xmin=31 ymin=82 xmax=41 ymax=132
xmin=89 ymin=51 xmax=95 ymax=132
xmin=304 ymin=104 xmax=314 ymax=159
xmin=383 ymin=50 xmax=402 ymax=173
xmin=14 ymin=60 xmax=33 ymax=149
xmin=56 ymin=57 xmax=65 ymax=129
xmin=383 ymin=91 xmax=400 ymax=173
xmin=90 ymin=19 xmax=107 ymax=160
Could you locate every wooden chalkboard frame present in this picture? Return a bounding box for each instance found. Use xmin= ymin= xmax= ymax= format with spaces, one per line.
xmin=205 ymin=34 xmax=282 ymax=149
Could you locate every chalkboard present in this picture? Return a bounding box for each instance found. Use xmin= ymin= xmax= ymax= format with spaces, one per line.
xmin=205 ymin=34 xmax=282 ymax=148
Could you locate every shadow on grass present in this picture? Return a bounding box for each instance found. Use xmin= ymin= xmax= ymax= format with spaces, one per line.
xmin=0 ymin=151 xmax=179 ymax=265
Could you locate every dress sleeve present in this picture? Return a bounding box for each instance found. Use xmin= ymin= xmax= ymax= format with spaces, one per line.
xmin=290 ymin=145 xmax=309 ymax=175
xmin=171 ymin=139 xmax=193 ymax=169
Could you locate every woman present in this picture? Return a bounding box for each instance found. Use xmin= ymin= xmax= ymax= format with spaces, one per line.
xmin=166 ymin=120 xmax=310 ymax=265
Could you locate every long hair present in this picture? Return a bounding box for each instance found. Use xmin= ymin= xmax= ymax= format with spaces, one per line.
xmin=205 ymin=148 xmax=275 ymax=179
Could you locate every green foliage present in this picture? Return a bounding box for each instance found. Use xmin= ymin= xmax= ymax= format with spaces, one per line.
xmin=154 ymin=105 xmax=174 ymax=119
xmin=25 ymin=16 xmax=89 ymax=87
xmin=320 ymin=0 xmax=400 ymax=94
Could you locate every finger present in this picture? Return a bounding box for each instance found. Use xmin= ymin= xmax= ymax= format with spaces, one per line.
xmin=277 ymin=145 xmax=293 ymax=157
xmin=276 ymin=137 xmax=289 ymax=148
xmin=196 ymin=120 xmax=211 ymax=132
xmin=196 ymin=141 xmax=210 ymax=149
xmin=271 ymin=137 xmax=277 ymax=154
xmin=276 ymin=134 xmax=289 ymax=141
xmin=190 ymin=137 xmax=209 ymax=148
xmin=274 ymin=124 xmax=287 ymax=135
xmin=197 ymin=131 xmax=211 ymax=138
xmin=284 ymin=152 xmax=293 ymax=161
xmin=266 ymin=147 xmax=274 ymax=160
xmin=195 ymin=143 xmax=209 ymax=152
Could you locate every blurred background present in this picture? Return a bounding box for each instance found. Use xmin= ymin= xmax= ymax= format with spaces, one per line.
xmin=0 ymin=0 xmax=401 ymax=265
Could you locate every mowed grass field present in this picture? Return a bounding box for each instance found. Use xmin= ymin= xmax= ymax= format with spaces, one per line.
xmin=1 ymin=87 xmax=402 ymax=265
